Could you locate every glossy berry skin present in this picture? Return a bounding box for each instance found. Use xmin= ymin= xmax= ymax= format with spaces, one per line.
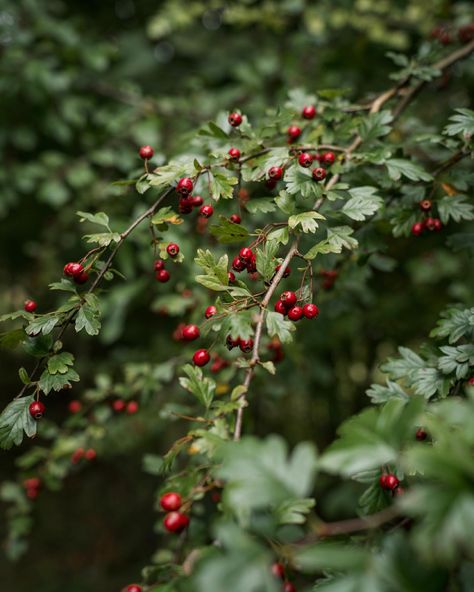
xmin=126 ymin=585 xmax=142 ymax=592
xmin=126 ymin=401 xmax=139 ymax=414
xmin=191 ymin=195 xmax=204 ymax=207
xmin=64 ymin=262 xmax=84 ymax=277
xmin=302 ymin=105 xmax=316 ymax=119
xmin=179 ymin=197 xmax=194 ymax=214
xmin=228 ymin=112 xmax=243 ymax=127
xmin=182 ymin=324 xmax=200 ymax=341
xmin=287 ymin=125 xmax=302 ymax=140
xmin=193 ymin=349 xmax=210 ymax=367
xmin=24 ymin=299 xmax=37 ymax=313
xmin=419 ymin=199 xmax=432 ymax=212
xmin=176 ymin=177 xmax=193 ymax=196
xmin=74 ymin=271 xmax=89 ymax=285
xmin=287 ymin=306 xmax=303 ymax=321
xmin=416 ymin=427 xmax=428 ymax=441
xmin=268 ymin=166 xmax=283 ymax=181
xmin=411 ymin=221 xmax=425 ymax=236
xmin=239 ymin=338 xmax=254 ymax=353
xmin=164 ymin=511 xmax=190 ymax=533
xmin=205 ymin=305 xmax=217 ymax=319
xmin=112 ymin=399 xmax=126 ymax=412
xmin=283 ymin=583 xmax=296 ymax=592
xmin=228 ymin=147 xmax=241 ymax=161
xmin=380 ymin=474 xmax=400 ymax=491
xmin=167 ymin=243 xmax=179 ymax=257
xmin=228 ymin=271 xmax=236 ymax=284
xmin=312 ymin=167 xmax=327 ymax=181
xmin=271 ymin=562 xmax=285 ymax=579
xmin=232 ymin=256 xmax=246 ymax=272
xmin=200 ymin=205 xmax=214 ymax=218
xmin=138 ymin=145 xmax=154 ymax=160
xmin=29 ymin=401 xmax=45 ymax=420
xmin=68 ymin=400 xmax=82 ymax=414
xmin=274 ymin=300 xmax=287 ymax=315
xmin=154 ymin=259 xmax=165 ymax=271
xmin=239 ymin=247 xmax=253 ymax=261
xmin=303 ymin=303 xmax=319 ymax=319
xmin=321 ymin=151 xmax=335 ymax=165
xmin=160 ymin=492 xmax=182 ymax=512
xmin=229 ymin=214 xmax=241 ymax=224
xmin=280 ymin=291 xmax=297 ymax=308
xmin=246 ymin=253 xmax=257 ymax=273
xmin=156 ymin=269 xmax=170 ymax=283
xmin=275 ymin=264 xmax=291 ymax=278
xmin=226 ymin=335 xmax=240 ymax=350
xmin=298 ymin=152 xmax=313 ymax=168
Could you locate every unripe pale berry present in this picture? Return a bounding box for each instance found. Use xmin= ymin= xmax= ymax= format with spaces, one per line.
xmin=274 ymin=300 xmax=287 ymax=315
xmin=229 ymin=214 xmax=241 ymax=224
xmin=200 ymin=205 xmax=214 ymax=218
xmin=303 ymin=303 xmax=319 ymax=319
xmin=298 ymin=153 xmax=313 ymax=168
xmin=29 ymin=401 xmax=45 ymax=420
xmin=205 ymin=305 xmax=217 ymax=319
xmin=280 ymin=291 xmax=297 ymax=307
xmin=411 ymin=221 xmax=425 ymax=236
xmin=287 ymin=125 xmax=302 ymax=140
xmin=163 ymin=511 xmax=190 ymax=533
xmin=138 ymin=145 xmax=154 ymax=160
xmin=24 ymin=299 xmax=37 ymax=313
xmin=182 ymin=324 xmax=200 ymax=341
xmin=287 ymin=306 xmax=303 ymax=321
xmin=160 ymin=492 xmax=182 ymax=512
xmin=126 ymin=401 xmax=139 ymax=414
xmin=312 ymin=167 xmax=327 ymax=181
xmin=193 ymin=349 xmax=210 ymax=367
xmin=419 ymin=199 xmax=432 ymax=212
xmin=167 ymin=243 xmax=179 ymax=257
xmin=228 ymin=147 xmax=241 ymax=161
xmin=156 ymin=269 xmax=170 ymax=283
xmin=68 ymin=400 xmax=82 ymax=414
xmin=268 ymin=166 xmax=283 ymax=180
xmin=176 ymin=177 xmax=193 ymax=196
xmin=302 ymin=105 xmax=316 ymax=119
xmin=228 ymin=112 xmax=243 ymax=127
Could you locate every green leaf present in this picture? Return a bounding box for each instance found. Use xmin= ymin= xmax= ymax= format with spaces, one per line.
xmin=359 ymin=110 xmax=393 ymax=141
xmin=150 ymin=206 xmax=183 ymax=227
xmin=256 ymin=240 xmax=279 ymax=281
xmin=245 ymin=198 xmax=276 ymax=214
xmin=195 ymin=249 xmax=229 ymax=291
xmin=0 ymin=396 xmax=37 ymax=449
xmin=26 ymin=315 xmax=61 ymax=336
xmin=430 ymin=307 xmax=474 ymax=344
xmin=39 ymin=366 xmax=80 ymax=394
xmin=47 ymin=352 xmax=74 ymax=375
xmin=288 ymin=211 xmax=325 ymax=233
xmin=209 ymin=171 xmax=238 ymax=200
xmin=366 ymin=380 xmax=410 ymax=404
xmin=386 ymin=159 xmax=433 ymax=182
xmin=438 ymin=344 xmax=474 ymax=379
xmin=295 ymin=542 xmax=369 ymax=573
xmin=82 ymin=232 xmax=121 ymax=247
xmin=18 ymin=368 xmax=30 ymax=385
xmin=343 ymin=186 xmax=383 ymax=221
xmin=266 ymin=311 xmax=295 ymax=344
xmin=444 ymin=108 xmax=474 ymax=136
xmin=438 ymin=195 xmax=474 ymax=224
xmin=179 ymin=364 xmax=215 ymax=408
xmin=326 ymin=226 xmax=359 ymax=253
xmin=285 ymin=166 xmax=324 ymax=200
xmin=209 ymin=216 xmax=249 ymax=244
xmin=76 ymin=210 xmax=110 ymax=229
xmin=259 ymin=360 xmax=276 ymax=375
xmin=274 ymin=497 xmax=315 ymax=524
xmin=75 ymin=296 xmax=101 ymax=336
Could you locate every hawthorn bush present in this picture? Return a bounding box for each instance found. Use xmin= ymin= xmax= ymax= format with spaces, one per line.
xmin=1 ymin=2 xmax=474 ymax=591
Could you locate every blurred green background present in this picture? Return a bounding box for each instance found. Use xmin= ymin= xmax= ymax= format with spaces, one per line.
xmin=1 ymin=0 xmax=473 ymax=590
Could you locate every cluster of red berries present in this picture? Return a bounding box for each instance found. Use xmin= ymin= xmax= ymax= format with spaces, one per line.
xmin=64 ymin=262 xmax=89 ymax=285
xmin=320 ymin=269 xmax=338 ymax=290
xmin=112 ymin=399 xmax=139 ymax=414
xmin=226 ymin=335 xmax=254 ymax=353
xmin=274 ymin=291 xmax=320 ymax=322
xmin=379 ymin=473 xmax=400 ymax=492
xmin=272 ymin=562 xmax=297 ymax=592
xmin=154 ymin=259 xmax=170 ymax=283
xmin=29 ymin=400 xmax=45 ymax=420
xmin=232 ymin=246 xmax=257 ymax=277
xmin=411 ymin=213 xmax=443 ymax=237
xmin=71 ymin=447 xmax=97 ymax=464
xmin=24 ymin=299 xmax=37 ymax=313
xmin=431 ymin=23 xmax=474 ymax=45
xmin=160 ymin=492 xmax=190 ymax=533
xmin=23 ymin=477 xmax=41 ymax=500
xmin=175 ymin=177 xmax=214 ymax=219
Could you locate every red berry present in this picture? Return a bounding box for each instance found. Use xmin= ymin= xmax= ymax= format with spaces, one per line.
xmin=112 ymin=399 xmax=126 ymax=412
xmin=228 ymin=112 xmax=243 ymax=127
xmin=205 ymin=305 xmax=217 ymax=319
xmin=287 ymin=125 xmax=302 ymax=140
xmin=274 ymin=300 xmax=287 ymax=315
xmin=126 ymin=401 xmax=139 ymax=414
xmin=275 ymin=264 xmax=291 ymax=278
xmin=416 ymin=428 xmax=428 ymax=441
xmin=229 ymin=214 xmax=241 ymax=224
xmin=182 ymin=324 xmax=200 ymax=341
xmin=23 ymin=477 xmax=41 ymax=491
xmin=200 ymin=205 xmax=214 ymax=218
xmin=468 ymin=377 xmax=474 ymax=386
xmin=160 ymin=492 xmax=182 ymax=512
xmin=228 ymin=147 xmax=241 ymax=161
xmin=432 ymin=218 xmax=443 ymax=232
xmin=246 ymin=253 xmax=257 ymax=273
xmin=156 ymin=269 xmax=170 ymax=283
xmin=411 ymin=221 xmax=425 ymax=236
xmin=268 ymin=166 xmax=283 ymax=180
xmin=298 ymin=153 xmax=313 ymax=168
xmin=312 ymin=167 xmax=327 ymax=181
xmin=29 ymin=401 xmax=45 ymax=420
xmin=193 ymin=349 xmax=210 ymax=367
xmin=321 ymin=151 xmax=335 ymax=165
xmin=239 ymin=247 xmax=253 ymax=261
xmin=303 ymin=303 xmax=319 ymax=319
xmin=126 ymin=585 xmax=142 ymax=592
xmin=26 ymin=488 xmax=39 ymax=500
xmin=64 ymin=262 xmax=84 ymax=277
xmin=302 ymin=105 xmax=316 ymax=119
xmin=287 ymin=306 xmax=303 ymax=321
xmin=179 ymin=197 xmax=194 ymax=214
xmin=85 ymin=448 xmax=97 ymax=461
xmin=190 ymin=195 xmax=204 ymax=207
xmin=232 ymin=256 xmax=246 ymax=272
xmin=239 ymin=338 xmax=254 ymax=353
xmin=425 ymin=217 xmax=437 ymax=231
xmin=176 ymin=177 xmax=193 ymax=196
xmin=68 ymin=400 xmax=82 ymax=414
xmin=228 ymin=271 xmax=236 ymax=284
xmin=280 ymin=291 xmax=297 ymax=307
xmin=226 ymin=335 xmax=240 ymax=350
xmin=167 ymin=243 xmax=180 ymax=257
xmin=154 ymin=259 xmax=165 ymax=271
xmin=138 ymin=145 xmax=154 ymax=160
xmin=419 ymin=199 xmax=432 ymax=212
xmin=459 ymin=24 xmax=474 ymax=44
xmin=74 ymin=271 xmax=89 ymax=285
xmin=71 ymin=448 xmax=85 ymax=464
xmin=380 ymin=474 xmax=399 ymax=491
xmin=24 ymin=299 xmax=37 ymax=313
xmin=283 ymin=583 xmax=296 ymax=592
xmin=271 ymin=562 xmax=285 ymax=579
xmin=163 ymin=511 xmax=189 ymax=533
xmin=266 ymin=178 xmax=278 ymax=190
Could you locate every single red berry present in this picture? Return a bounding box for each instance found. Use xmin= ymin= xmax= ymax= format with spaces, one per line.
xmin=205 ymin=305 xmax=217 ymax=319
xmin=312 ymin=167 xmax=327 ymax=181
xmin=275 ymin=264 xmax=291 ymax=278
xmin=232 ymin=256 xmax=246 ymax=272
xmin=29 ymin=401 xmax=45 ymax=420
xmin=246 ymin=253 xmax=257 ymax=273
xmin=226 ymin=335 xmax=240 ymax=350
xmin=156 ymin=269 xmax=170 ymax=283
xmin=411 ymin=221 xmax=425 ymax=236
xmin=416 ymin=428 xmax=428 ymax=441
xmin=74 ymin=271 xmax=89 ymax=285
xmin=68 ymin=400 xmax=82 ymax=414
xmin=228 ymin=147 xmax=241 ymax=161
xmin=239 ymin=247 xmax=253 ymax=261
xmin=381 ymin=474 xmax=400 ymax=491
xmin=85 ymin=448 xmax=97 ymax=461
xmin=287 ymin=125 xmax=302 ymax=140
xmin=26 ymin=488 xmax=39 ymax=500
xmin=298 ymin=152 xmax=313 ymax=168
xmin=64 ymin=262 xmax=84 ymax=277
xmin=179 ymin=197 xmax=194 ymax=214
xmin=239 ymin=338 xmax=254 ymax=353
xmin=182 ymin=324 xmax=200 ymax=341
xmin=283 ymin=582 xmax=296 ymax=592
xmin=268 ymin=166 xmax=283 ymax=181
xmin=71 ymin=448 xmax=85 ymax=464
xmin=228 ymin=112 xmax=243 ymax=127
xmin=24 ymin=299 xmax=37 ymax=313
xmin=302 ymin=105 xmax=316 ymax=119
xmin=312 ymin=152 xmax=321 ymax=161
xmin=228 ymin=271 xmax=236 ymax=284
xmin=190 ymin=195 xmax=204 ymax=207
xmin=321 ymin=151 xmax=335 ymax=165
xmin=167 ymin=243 xmax=180 ymax=257
xmin=126 ymin=401 xmax=139 ymax=414
xmin=432 ymin=218 xmax=443 ymax=232
xmin=459 ymin=23 xmax=474 ymax=44
xmin=287 ymin=306 xmax=303 ymax=321
xmin=126 ymin=585 xmax=142 ymax=592
xmin=160 ymin=492 xmax=183 ymax=512
xmin=163 ymin=511 xmax=189 ymax=533
xmin=138 ymin=145 xmax=154 ymax=160
xmin=112 ymin=399 xmax=126 ymax=412
xmin=274 ymin=300 xmax=287 ymax=315
xmin=266 ymin=178 xmax=278 ymax=190
xmin=229 ymin=214 xmax=241 ymax=224
xmin=24 ymin=477 xmax=41 ymax=491
xmin=425 ymin=217 xmax=437 ymax=231
xmin=193 ymin=349 xmax=210 ymax=367
xmin=419 ymin=199 xmax=432 ymax=212
xmin=468 ymin=377 xmax=474 ymax=386
xmin=154 ymin=260 xmax=165 ymax=271
xmin=200 ymin=205 xmax=214 ymax=218
xmin=176 ymin=177 xmax=194 ymax=196
xmin=303 ymin=303 xmax=319 ymax=319
xmin=280 ymin=291 xmax=297 ymax=308
xmin=271 ymin=562 xmax=285 ymax=579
